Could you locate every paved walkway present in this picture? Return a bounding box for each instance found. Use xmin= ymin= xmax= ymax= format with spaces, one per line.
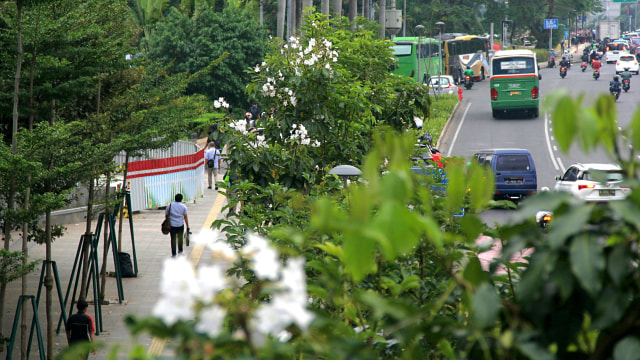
xmin=2 ymin=181 xmax=227 ymax=358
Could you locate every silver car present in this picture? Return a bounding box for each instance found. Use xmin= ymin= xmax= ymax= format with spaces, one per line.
xmin=426 ymin=75 xmax=459 ymax=96
xmin=553 ymin=163 xmax=631 ymax=202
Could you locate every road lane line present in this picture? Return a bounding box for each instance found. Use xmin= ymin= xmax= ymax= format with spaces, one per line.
xmin=446 ymin=102 xmax=471 ymax=157
xmin=147 ymin=189 xmax=226 ymax=356
xmin=544 ymin=113 xmax=560 ymax=171
xmin=557 ymin=157 xmax=565 ymax=173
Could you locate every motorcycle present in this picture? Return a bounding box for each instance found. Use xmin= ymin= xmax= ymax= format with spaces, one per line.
xmin=548 ymin=56 xmax=555 ymax=68
xmin=463 ymin=75 xmax=473 ymax=90
xmin=559 ymin=66 xmax=567 ymax=79
xmin=581 ymin=62 xmax=587 ymax=72
xmin=593 ymin=70 xmax=600 ymax=80
xmin=610 ymin=85 xmax=621 ymax=101
xmin=536 ymin=211 xmax=552 ymax=229
xmin=623 ymin=78 xmax=631 ymax=92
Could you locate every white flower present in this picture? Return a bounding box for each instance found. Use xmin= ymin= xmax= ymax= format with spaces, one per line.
xmin=195 ymin=305 xmax=227 ymax=337
xmin=197 ymin=264 xmax=228 ymax=302
xmin=308 ymin=38 xmax=316 ymax=47
xmin=277 ymin=331 xmax=292 ymax=342
xmin=242 ymin=233 xmax=281 ymax=281
xmin=261 ymin=61 xmax=267 ymax=66
xmin=290 ymin=96 xmax=297 ymax=107
xmin=324 ymin=63 xmax=331 ymax=70
xmin=301 ymin=138 xmax=311 ymax=145
xmin=312 ymin=140 xmax=321 ymax=147
xmin=153 ymin=257 xmax=199 ymax=325
xmin=323 ymin=39 xmax=332 ymax=48
xmin=255 ymin=65 xmax=260 ymax=73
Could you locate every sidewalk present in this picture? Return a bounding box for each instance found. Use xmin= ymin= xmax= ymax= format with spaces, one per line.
xmin=1 ymin=186 xmax=228 ymax=359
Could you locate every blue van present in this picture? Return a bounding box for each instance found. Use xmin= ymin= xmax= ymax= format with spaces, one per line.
xmin=473 ymin=149 xmax=537 ymax=200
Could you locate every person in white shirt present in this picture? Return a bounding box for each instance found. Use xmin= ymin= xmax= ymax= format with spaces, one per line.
xmin=204 ymin=142 xmax=221 ymax=190
xmin=165 ymin=193 xmax=189 ymax=257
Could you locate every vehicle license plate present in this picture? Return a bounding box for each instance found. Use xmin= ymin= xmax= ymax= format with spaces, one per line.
xmin=510 ymin=91 xmax=520 ymax=95
xmin=505 ymin=178 xmax=523 ymax=184
xmin=599 ymin=189 xmax=615 ymax=196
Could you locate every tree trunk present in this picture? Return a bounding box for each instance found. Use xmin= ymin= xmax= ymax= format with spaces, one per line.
xmin=20 ymin=187 xmax=30 ymax=359
xmin=45 ymin=212 xmax=53 ymax=359
xmin=79 ymin=178 xmax=95 ymax=301
xmin=332 ymin=0 xmax=342 ymax=17
xmin=1 ymin=0 xmax=23 ymax=350
xmin=295 ymin=0 xmax=301 ymax=32
xmin=321 ymin=0 xmax=329 ymax=15
xmin=362 ymin=0 xmax=368 ymax=20
xmin=277 ymin=0 xmax=286 ymax=39
xmin=290 ymin=0 xmax=297 ymax=34
xmin=349 ymin=0 xmax=356 ymax=22
xmin=379 ymin=0 xmax=386 ymax=38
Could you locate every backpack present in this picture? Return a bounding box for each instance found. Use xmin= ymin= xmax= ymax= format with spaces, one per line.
xmin=249 ymin=105 xmax=260 ymax=120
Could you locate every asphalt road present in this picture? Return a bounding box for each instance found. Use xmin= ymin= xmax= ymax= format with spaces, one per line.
xmin=438 ymin=55 xmax=638 ymax=225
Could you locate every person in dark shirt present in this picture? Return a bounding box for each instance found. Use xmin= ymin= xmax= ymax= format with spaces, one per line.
xmin=66 ymin=299 xmax=95 ymax=359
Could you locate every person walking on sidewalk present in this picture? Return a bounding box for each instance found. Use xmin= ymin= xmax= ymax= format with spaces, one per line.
xmin=165 ymin=193 xmax=190 ymax=257
xmin=66 ymin=299 xmax=95 ymax=359
xmin=204 ymin=141 xmax=221 ymax=190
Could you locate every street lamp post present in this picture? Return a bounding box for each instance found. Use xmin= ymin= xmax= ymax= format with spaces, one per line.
xmin=415 ymin=25 xmax=424 ymax=85
xmin=436 ymin=21 xmax=444 ymax=81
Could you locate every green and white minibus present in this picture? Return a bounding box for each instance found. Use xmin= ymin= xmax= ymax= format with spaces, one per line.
xmin=490 ymin=50 xmax=541 ymax=118
xmin=390 ymin=37 xmax=442 ymax=84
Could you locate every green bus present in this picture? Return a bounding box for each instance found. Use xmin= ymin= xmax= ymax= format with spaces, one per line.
xmin=490 ymin=50 xmax=541 ymax=118
xmin=390 ymin=37 xmax=442 ymax=84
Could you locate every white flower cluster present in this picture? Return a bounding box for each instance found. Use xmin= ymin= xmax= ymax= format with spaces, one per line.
xmin=255 ymin=36 xmax=338 ymax=105
xmin=152 ymin=230 xmax=314 ymax=345
xmin=214 ymin=97 xmax=229 ymax=109
xmin=229 ymin=119 xmax=249 ymax=135
xmin=289 ymin=124 xmax=321 ymax=147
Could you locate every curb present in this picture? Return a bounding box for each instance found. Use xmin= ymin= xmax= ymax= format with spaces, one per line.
xmin=436 ymin=99 xmax=463 ymax=150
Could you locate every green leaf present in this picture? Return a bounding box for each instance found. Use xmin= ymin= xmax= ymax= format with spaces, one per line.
xmin=446 ymin=161 xmax=466 ymax=213
xmin=468 ymin=162 xmax=494 ymax=210
xmin=552 ymin=94 xmax=577 ymax=153
xmin=463 ymin=256 xmax=490 ymax=286
xmin=595 ymin=94 xmax=619 ymax=152
xmin=471 ymin=283 xmax=501 ymax=329
xmin=315 ymin=242 xmax=344 ymax=260
xmin=630 ymin=108 xmax=640 ymax=149
xmin=591 ymin=284 xmax=629 ymax=330
xmin=548 ymin=205 xmax=592 ymax=249
xmin=372 ymin=202 xmax=421 ymax=260
xmin=517 ymin=342 xmax=555 ymax=360
xmin=343 ymin=229 xmax=376 ymax=282
xmin=613 ymin=336 xmax=640 ymax=360
xmin=577 ymin=107 xmax=600 ymax=152
xmin=517 ymin=249 xmax=556 ymax=301
xmin=570 ymin=233 xmax=605 ymax=297
xmin=609 ymin=200 xmax=640 ymax=233
xmin=608 ymin=243 xmax=633 ymax=287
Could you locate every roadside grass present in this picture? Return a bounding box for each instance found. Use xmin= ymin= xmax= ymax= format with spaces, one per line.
xmin=423 ymin=94 xmax=458 ymax=145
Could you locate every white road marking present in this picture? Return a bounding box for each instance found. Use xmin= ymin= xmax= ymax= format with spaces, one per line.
xmin=557 ymin=157 xmax=565 ymax=172
xmin=446 ymin=102 xmax=471 ymax=158
xmin=544 ymin=113 xmax=560 ymax=171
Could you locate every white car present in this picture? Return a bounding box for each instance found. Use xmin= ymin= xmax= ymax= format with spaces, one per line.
xmin=553 ymin=163 xmax=631 ymax=202
xmin=615 ymin=54 xmax=640 ymax=74
xmin=426 ymin=75 xmax=459 ymax=96
xmin=606 ymin=49 xmax=629 ymax=64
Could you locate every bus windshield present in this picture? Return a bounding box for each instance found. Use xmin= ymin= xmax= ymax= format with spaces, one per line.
xmin=391 ymin=44 xmax=412 ymax=56
xmin=492 ymin=57 xmax=535 ymax=75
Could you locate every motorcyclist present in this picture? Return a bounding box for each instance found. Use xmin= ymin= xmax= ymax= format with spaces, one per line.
xmin=591 ymin=56 xmax=602 ymax=71
xmin=610 ymin=75 xmax=622 ymax=95
xmin=463 ymin=66 xmax=474 ymax=80
xmin=620 ymin=67 xmax=632 ymax=88
xmin=559 ymin=57 xmax=571 ymax=69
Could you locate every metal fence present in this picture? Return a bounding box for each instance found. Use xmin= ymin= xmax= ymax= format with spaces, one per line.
xmin=113 ymin=141 xmax=205 ymax=211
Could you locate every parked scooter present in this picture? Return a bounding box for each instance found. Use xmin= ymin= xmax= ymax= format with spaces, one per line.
xmin=559 ymin=66 xmax=567 ymax=79
xmin=581 ymin=62 xmax=587 ymax=72
xmin=464 ymin=75 xmax=473 ymax=90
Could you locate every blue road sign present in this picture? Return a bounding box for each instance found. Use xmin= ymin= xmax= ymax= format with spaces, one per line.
xmin=544 ymin=19 xmax=558 ymax=30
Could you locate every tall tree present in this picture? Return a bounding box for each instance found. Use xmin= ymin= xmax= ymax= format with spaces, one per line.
xmin=146 ymin=5 xmax=267 ymax=108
